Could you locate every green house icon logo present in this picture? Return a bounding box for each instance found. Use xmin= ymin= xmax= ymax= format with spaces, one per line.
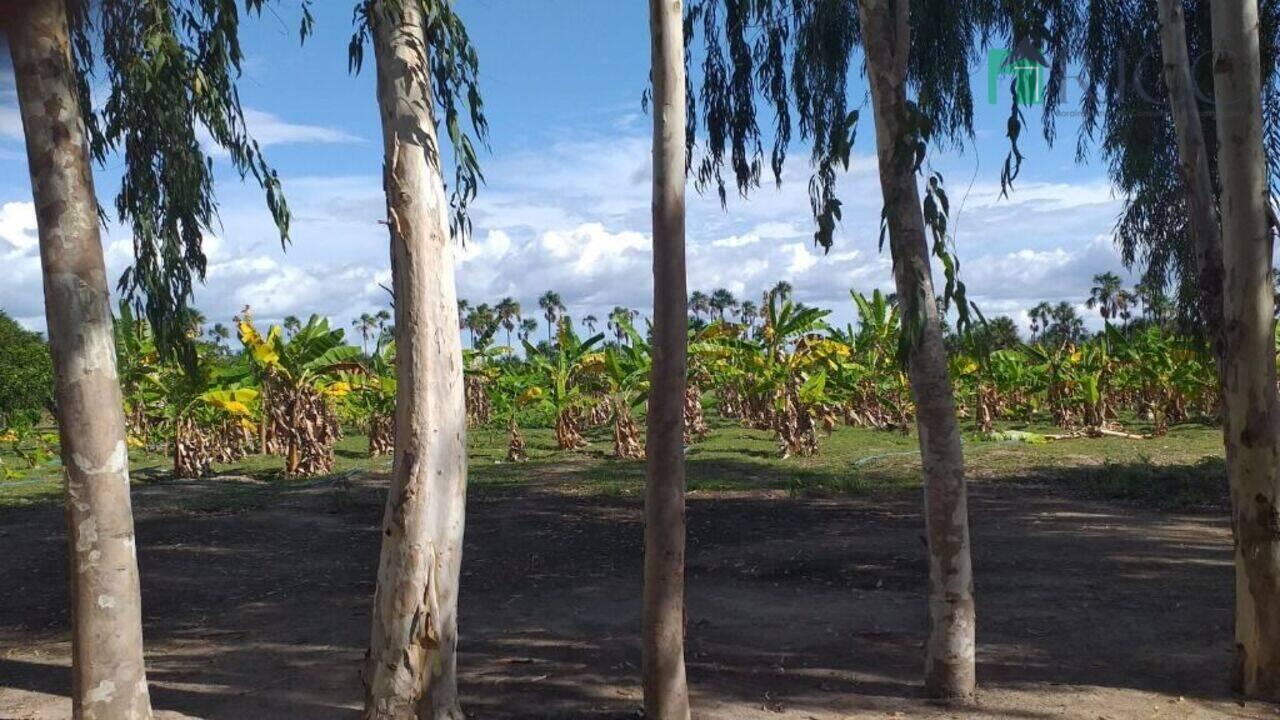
xmin=988 ymin=39 xmax=1049 ymax=105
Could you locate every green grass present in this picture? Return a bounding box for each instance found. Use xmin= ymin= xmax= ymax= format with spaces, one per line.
xmin=0 ymin=414 xmax=1228 ymax=512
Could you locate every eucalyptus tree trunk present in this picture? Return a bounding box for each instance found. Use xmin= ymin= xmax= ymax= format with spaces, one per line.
xmin=643 ymin=0 xmax=692 ymax=716
xmin=857 ymin=0 xmax=976 ymax=700
xmin=1156 ymin=0 xmax=1225 ymax=364
xmin=362 ymin=2 xmax=469 ymax=717
xmin=1210 ymin=0 xmax=1280 ymax=699
xmin=8 ymin=1 xmax=153 ymax=717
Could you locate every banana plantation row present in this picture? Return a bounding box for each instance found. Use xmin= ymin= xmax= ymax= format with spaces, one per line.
xmin=108 ymin=290 xmax=1218 ymax=483
xmin=4 ymin=0 xmax=1279 ymax=716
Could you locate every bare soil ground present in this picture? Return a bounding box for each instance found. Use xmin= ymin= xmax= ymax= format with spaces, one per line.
xmin=0 ymin=472 xmax=1272 ymax=719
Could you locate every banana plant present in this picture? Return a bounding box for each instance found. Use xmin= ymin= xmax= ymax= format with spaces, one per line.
xmin=523 ymin=326 xmax=605 ymax=450
xmin=493 ymin=366 xmax=542 ymax=462
xmin=600 ymin=317 xmax=651 ymax=458
xmin=1025 ymin=341 xmax=1080 ymax=428
xmin=162 ymin=352 xmax=259 ymax=478
xmin=753 ymin=295 xmax=833 ymax=456
xmin=1111 ymin=326 xmax=1210 ymax=435
xmin=114 ymin=302 xmax=167 ymax=449
xmin=462 ymin=344 xmax=509 ymax=428
xmin=844 ymin=290 xmax=912 ymax=429
xmin=343 ymin=340 xmax=396 ymax=456
xmin=238 ymin=312 xmax=362 ymax=477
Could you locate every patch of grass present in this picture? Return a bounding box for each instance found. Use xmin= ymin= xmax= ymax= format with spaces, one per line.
xmin=1049 ymin=455 xmax=1228 ymax=511
xmin=0 ymin=414 xmax=1229 ymax=513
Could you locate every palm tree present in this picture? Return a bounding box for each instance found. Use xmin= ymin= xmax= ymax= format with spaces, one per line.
xmin=210 ymin=322 xmax=232 ymax=353
xmin=1133 ymin=278 xmax=1172 ymax=326
xmin=518 ymin=317 xmax=538 ymax=344
xmin=709 ymin=288 xmax=737 ymax=321
xmin=1086 ymin=272 xmax=1126 ymax=324
xmin=183 ymin=307 xmax=207 ymax=339
xmin=539 ymin=290 xmax=564 ymax=344
xmin=583 ymin=314 xmax=599 ymax=334
xmin=1045 ymin=302 xmax=1086 ymax=346
xmin=1028 ymin=301 xmax=1053 ymax=341
xmin=769 ymin=280 xmax=793 ymax=303
xmin=688 ymin=290 xmax=710 ymax=320
xmin=283 ymin=314 xmax=303 ymax=338
xmin=472 ymin=303 xmax=498 ymax=349
xmin=496 ymin=296 xmax=520 ymax=347
xmin=739 ymin=300 xmax=759 ymax=332
xmin=609 ymin=306 xmax=633 ymax=346
xmin=352 ymin=312 xmax=379 ymax=354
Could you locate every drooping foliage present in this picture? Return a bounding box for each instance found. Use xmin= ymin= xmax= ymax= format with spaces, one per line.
xmin=681 ymin=0 xmax=998 ymax=351
xmin=994 ymin=0 xmax=1280 ymax=330
xmin=348 ymin=0 xmax=490 ymax=242
xmin=681 ymin=0 xmax=992 ymax=251
xmin=68 ymin=0 xmax=314 ymax=360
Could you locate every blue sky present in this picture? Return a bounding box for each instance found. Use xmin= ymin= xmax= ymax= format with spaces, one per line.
xmin=0 ymin=1 xmax=1132 ymax=339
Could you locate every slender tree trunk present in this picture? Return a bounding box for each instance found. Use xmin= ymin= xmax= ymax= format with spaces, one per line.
xmin=362 ymin=2 xmax=468 ymax=717
xmin=8 ymin=2 xmax=154 ymax=717
xmin=1211 ymin=0 xmax=1280 ymax=699
xmin=857 ymin=0 xmax=976 ymax=700
xmin=643 ymin=0 xmax=692 ymax=717
xmin=1156 ymin=0 xmax=1226 ymax=365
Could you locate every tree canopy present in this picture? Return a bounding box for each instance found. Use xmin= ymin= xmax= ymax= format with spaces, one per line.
xmin=0 ymin=311 xmax=52 ymax=427
xmin=67 ymin=0 xmax=316 ymax=359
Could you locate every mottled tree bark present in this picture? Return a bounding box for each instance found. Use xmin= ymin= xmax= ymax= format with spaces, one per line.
xmin=857 ymin=0 xmax=976 ymax=700
xmin=643 ymin=0 xmax=692 ymax=717
xmin=361 ymin=2 xmax=468 ymax=717
xmin=8 ymin=1 xmax=154 ymax=717
xmin=1210 ymin=0 xmax=1280 ymax=699
xmin=1156 ymin=0 xmax=1225 ymax=364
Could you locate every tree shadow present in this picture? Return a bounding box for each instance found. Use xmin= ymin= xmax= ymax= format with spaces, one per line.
xmin=0 ymin=461 xmax=1254 ymax=718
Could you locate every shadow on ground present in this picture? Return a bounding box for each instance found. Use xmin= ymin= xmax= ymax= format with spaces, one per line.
xmin=0 ymin=458 xmax=1253 ymax=719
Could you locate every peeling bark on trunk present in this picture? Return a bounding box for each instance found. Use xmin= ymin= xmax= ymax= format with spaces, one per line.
xmin=506 ymin=416 xmax=526 ymax=463
xmin=464 ymin=374 xmax=491 ymax=428
xmin=857 ymin=0 xmax=976 ymax=700
xmin=775 ymin=383 xmax=819 ymax=459
xmin=368 ymin=412 xmax=394 ymax=457
xmin=612 ymin=396 xmax=645 ymax=459
xmin=1157 ymin=0 xmax=1226 ymax=366
xmin=682 ymin=383 xmax=708 ymax=444
xmin=1210 ymin=0 xmax=1280 ymax=699
xmin=265 ymin=378 xmax=339 ymax=478
xmin=362 ymin=2 xmax=468 ymax=717
xmin=553 ymin=409 xmax=587 ymax=450
xmin=8 ymin=2 xmax=154 ymax=717
xmin=643 ymin=0 xmax=692 ymax=717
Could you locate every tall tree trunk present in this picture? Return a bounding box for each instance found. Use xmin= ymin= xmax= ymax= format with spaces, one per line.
xmin=8 ymin=2 xmax=154 ymax=717
xmin=857 ymin=0 xmax=976 ymax=700
xmin=362 ymin=2 xmax=469 ymax=717
xmin=1156 ymin=0 xmax=1226 ymax=365
xmin=643 ymin=0 xmax=692 ymax=717
xmin=1211 ymin=0 xmax=1280 ymax=699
